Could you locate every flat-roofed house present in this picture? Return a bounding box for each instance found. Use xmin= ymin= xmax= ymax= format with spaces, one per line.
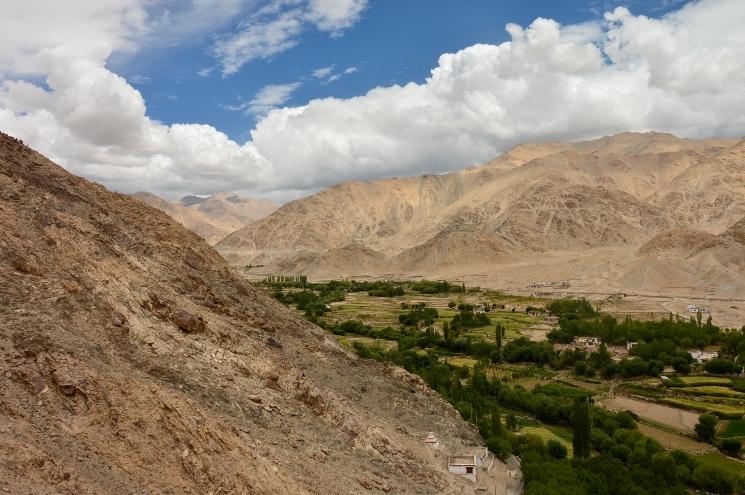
xmin=447 ymin=449 xmax=489 ymax=483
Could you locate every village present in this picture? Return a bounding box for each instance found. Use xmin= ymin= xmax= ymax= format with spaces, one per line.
xmin=421 ymin=431 xmax=522 ymax=494
xmin=260 ymin=277 xmax=745 ymax=494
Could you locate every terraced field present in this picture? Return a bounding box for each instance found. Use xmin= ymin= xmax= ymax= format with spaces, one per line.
xmin=677 ymin=386 xmax=745 ymax=398
xmin=675 ymin=376 xmax=732 ymax=386
xmin=662 ymin=397 xmax=745 ymax=418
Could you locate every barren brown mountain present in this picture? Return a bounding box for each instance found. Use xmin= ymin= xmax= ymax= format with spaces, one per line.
xmin=217 ymin=132 xmax=745 ymax=321
xmin=0 ymin=132 xmax=501 ymax=494
xmin=133 ymin=191 xmax=277 ymax=244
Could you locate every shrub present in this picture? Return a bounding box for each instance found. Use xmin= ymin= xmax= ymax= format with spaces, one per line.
xmin=695 ymin=413 xmax=718 ymax=443
xmin=704 ymin=358 xmax=739 ymax=375
xmin=546 ymin=439 xmax=568 ymax=459
xmin=719 ymin=438 xmax=742 ymax=458
xmin=691 ymin=464 xmax=736 ymax=494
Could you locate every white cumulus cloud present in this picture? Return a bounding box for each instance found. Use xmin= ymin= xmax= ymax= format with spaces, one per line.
xmin=1 ymin=0 xmax=744 ymax=203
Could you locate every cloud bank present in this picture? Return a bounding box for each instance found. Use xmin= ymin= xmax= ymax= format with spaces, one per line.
xmin=1 ymin=0 xmax=744 ymax=201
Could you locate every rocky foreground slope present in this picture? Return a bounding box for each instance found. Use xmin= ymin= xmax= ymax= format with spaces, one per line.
xmin=217 ymin=132 xmax=745 ymax=302
xmin=0 ymin=132 xmax=492 ymax=494
xmin=132 ymin=191 xmax=277 ymax=245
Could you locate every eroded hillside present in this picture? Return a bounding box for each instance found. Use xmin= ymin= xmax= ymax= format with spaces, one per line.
xmin=0 ymin=132 xmax=494 ymax=494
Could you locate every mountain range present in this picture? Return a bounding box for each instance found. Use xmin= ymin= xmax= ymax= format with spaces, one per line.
xmin=216 ymin=132 xmax=745 ymax=312
xmin=132 ymin=191 xmax=277 ymax=244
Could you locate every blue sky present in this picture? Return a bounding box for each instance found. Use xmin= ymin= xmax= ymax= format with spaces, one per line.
xmin=3 ymin=0 xmax=742 ymax=201
xmin=118 ymin=0 xmax=688 ymax=143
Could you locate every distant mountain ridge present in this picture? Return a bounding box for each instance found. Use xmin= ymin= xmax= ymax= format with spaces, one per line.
xmin=216 ymin=132 xmax=745 ymax=305
xmin=132 ymin=191 xmax=277 ymax=244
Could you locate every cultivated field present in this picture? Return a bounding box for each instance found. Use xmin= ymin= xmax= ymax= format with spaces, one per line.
xmin=602 ymin=395 xmax=700 ymax=432
xmin=636 ymin=423 xmax=714 ymax=452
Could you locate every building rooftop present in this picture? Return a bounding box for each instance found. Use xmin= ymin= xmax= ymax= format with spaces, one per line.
xmin=449 ymin=455 xmax=476 ymax=466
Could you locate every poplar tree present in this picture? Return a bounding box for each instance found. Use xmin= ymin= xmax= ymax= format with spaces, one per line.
xmin=573 ymin=397 xmax=592 ymax=458
xmin=491 ymin=407 xmax=502 ymax=435
xmin=494 ymin=323 xmax=504 ymax=362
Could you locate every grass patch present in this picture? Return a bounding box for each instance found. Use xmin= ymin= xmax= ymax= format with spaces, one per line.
xmin=661 ymin=397 xmax=745 ymax=418
xmin=336 ymin=335 xmax=398 ymax=351
xmin=678 ymin=386 xmax=745 ymax=398
xmin=441 ymin=356 xmax=479 ymax=368
xmin=520 ymin=426 xmax=574 ymax=457
xmin=695 ymin=452 xmax=745 ymax=478
xmin=676 ymin=376 xmax=732 ymax=387
xmin=721 ymin=419 xmax=745 ymax=438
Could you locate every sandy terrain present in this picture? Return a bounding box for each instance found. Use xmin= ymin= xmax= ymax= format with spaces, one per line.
xmin=636 ymin=423 xmax=714 ymax=453
xmin=603 ymin=395 xmax=700 ymax=433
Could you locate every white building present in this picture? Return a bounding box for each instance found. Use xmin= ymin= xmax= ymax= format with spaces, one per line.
xmin=447 ymin=449 xmax=489 ymax=483
xmin=687 ymin=305 xmax=710 ymax=313
xmin=689 ymin=350 xmax=719 ymax=364
xmin=473 ymin=304 xmax=486 ymax=314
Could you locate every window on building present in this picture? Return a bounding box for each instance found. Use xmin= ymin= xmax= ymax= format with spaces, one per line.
xmin=466 ymin=466 xmax=474 ymax=474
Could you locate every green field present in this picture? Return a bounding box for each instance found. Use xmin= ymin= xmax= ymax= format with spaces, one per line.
xmin=336 ymin=335 xmax=398 ymax=351
xmin=520 ymin=426 xmax=574 ymax=457
xmin=678 ymin=386 xmax=745 ymax=398
xmin=721 ymin=419 xmax=745 ymax=438
xmin=324 ymin=291 xmax=542 ymax=343
xmin=662 ymin=397 xmax=745 ymax=418
xmin=676 ymin=376 xmax=732 ymax=386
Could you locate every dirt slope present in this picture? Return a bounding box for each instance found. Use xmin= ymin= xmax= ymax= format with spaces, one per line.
xmin=0 ymin=132 xmax=496 ymax=495
xmin=132 ymin=192 xmax=277 ymax=245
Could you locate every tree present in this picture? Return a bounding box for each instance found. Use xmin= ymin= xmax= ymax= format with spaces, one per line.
xmin=574 ymin=360 xmax=588 ymax=376
xmin=546 ymin=440 xmax=568 ymax=459
xmin=672 ymin=357 xmax=691 ymax=374
xmin=443 ymin=321 xmax=451 ymax=342
xmin=495 ymin=323 xmax=504 ymax=362
xmin=572 ymin=397 xmax=592 ymax=458
xmin=590 ymin=343 xmax=613 ymax=370
xmin=719 ymin=438 xmax=742 ymax=458
xmin=691 ymin=464 xmax=736 ymax=494
xmin=506 ymin=413 xmax=518 ymax=431
xmin=704 ymin=358 xmax=738 ymax=375
xmin=491 ymin=407 xmax=502 ymax=435
xmin=694 ymin=413 xmax=718 ymax=443
xmin=448 ymin=301 xmax=456 ymax=309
